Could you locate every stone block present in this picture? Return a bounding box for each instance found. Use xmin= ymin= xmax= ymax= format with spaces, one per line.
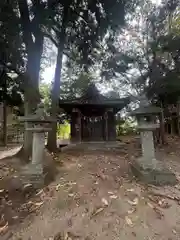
xmin=131 ymin=157 xmax=177 ymax=186
xmin=20 ymin=152 xmax=57 ymax=188
xmin=20 ymin=163 xmax=45 ymax=189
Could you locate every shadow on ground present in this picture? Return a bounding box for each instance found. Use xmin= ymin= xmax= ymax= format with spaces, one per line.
xmin=1 ymin=136 xmax=180 ymax=239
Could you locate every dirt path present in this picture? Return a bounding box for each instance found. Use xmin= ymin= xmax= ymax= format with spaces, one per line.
xmin=0 ymin=145 xmax=21 ymax=160
xmin=6 ymin=143 xmax=180 ymax=240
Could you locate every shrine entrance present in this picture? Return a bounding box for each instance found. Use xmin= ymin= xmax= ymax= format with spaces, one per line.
xmin=81 ymin=116 xmax=104 ymax=141
xmin=59 ymin=83 xmax=130 ymax=143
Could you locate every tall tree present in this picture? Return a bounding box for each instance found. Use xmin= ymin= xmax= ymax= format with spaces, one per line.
xmin=0 ymin=1 xmax=24 ymax=73
xmin=17 ymin=0 xmax=45 ymax=159
xmin=45 ymin=0 xmax=138 ymax=151
xmin=0 ymin=1 xmax=24 ymax=145
xmin=0 ymin=0 xmax=47 ymax=158
xmin=98 ymin=0 xmax=180 ymax=103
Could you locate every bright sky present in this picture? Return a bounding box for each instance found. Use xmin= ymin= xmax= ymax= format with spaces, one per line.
xmin=42 ymin=0 xmax=162 ymax=84
xmin=42 ymin=65 xmax=55 ymax=83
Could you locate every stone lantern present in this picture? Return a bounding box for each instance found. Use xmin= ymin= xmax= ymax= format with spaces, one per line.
xmin=131 ymin=97 xmax=176 ymax=185
xmin=19 ymin=103 xmax=56 ymax=187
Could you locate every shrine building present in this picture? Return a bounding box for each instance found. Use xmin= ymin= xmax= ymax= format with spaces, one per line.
xmin=59 ymin=84 xmax=130 ymax=142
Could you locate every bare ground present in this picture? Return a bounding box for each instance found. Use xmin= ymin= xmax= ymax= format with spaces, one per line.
xmin=1 ymin=136 xmax=180 ymax=239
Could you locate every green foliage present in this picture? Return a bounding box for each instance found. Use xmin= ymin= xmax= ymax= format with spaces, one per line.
xmin=117 ymin=118 xmax=137 ymax=136
xmin=57 ymin=122 xmax=70 ymax=139
xmin=39 ymin=82 xmax=51 ymax=112
xmin=60 ymin=69 xmax=92 ymax=99
xmin=172 ymin=14 xmax=180 ymax=34
xmin=0 ymin=0 xmax=139 ymax=105
xmin=0 ymin=0 xmax=24 ymax=72
xmin=0 ymin=69 xmax=23 ymax=106
xmin=98 ymin=0 xmax=180 ymax=106
xmin=45 ymin=0 xmax=138 ymax=68
xmin=145 ymin=2 xmax=180 ymax=104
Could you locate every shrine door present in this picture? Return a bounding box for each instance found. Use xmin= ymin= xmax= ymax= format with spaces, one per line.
xmin=82 ymin=116 xmax=104 ymax=141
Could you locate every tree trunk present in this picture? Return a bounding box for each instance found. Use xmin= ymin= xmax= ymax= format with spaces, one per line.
xmin=47 ymin=6 xmax=68 ymax=152
xmin=176 ymin=99 xmax=180 ymax=136
xmin=170 ymin=117 xmax=173 ymax=134
xmin=47 ymin=42 xmax=65 ymax=151
xmin=159 ymin=103 xmax=166 ymax=144
xmin=18 ymin=0 xmax=43 ymax=161
xmin=3 ymin=101 xmax=7 ymax=146
xmin=2 ymin=76 xmax=7 ymax=146
xmin=23 ymin=38 xmax=43 ymax=161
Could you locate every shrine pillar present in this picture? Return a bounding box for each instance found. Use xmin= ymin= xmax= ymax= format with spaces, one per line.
xmin=71 ymin=108 xmax=82 ymax=143
xmin=104 ymin=112 xmax=108 ymax=141
xmin=107 ymin=109 xmax=116 ymax=141
xmin=103 ymin=108 xmax=116 ymax=141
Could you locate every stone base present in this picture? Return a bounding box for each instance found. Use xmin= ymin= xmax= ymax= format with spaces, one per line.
xmin=20 ymin=164 xmax=45 ymax=189
xmin=131 ymin=157 xmax=177 ymax=186
xmin=61 ymin=141 xmax=126 ymax=152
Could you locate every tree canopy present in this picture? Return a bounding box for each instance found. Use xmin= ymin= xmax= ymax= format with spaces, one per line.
xmin=97 ymin=0 xmax=180 ymax=107
xmin=2 ymin=0 xmax=180 ymax=150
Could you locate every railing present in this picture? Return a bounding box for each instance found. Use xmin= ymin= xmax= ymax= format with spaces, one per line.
xmin=0 ymin=123 xmax=24 ymax=144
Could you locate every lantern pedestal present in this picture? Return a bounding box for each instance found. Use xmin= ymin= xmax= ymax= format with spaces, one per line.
xmin=131 ymin=157 xmax=177 ymax=186
xmin=131 ymin=104 xmax=177 ymax=186
xmin=19 ymin=104 xmax=56 ymax=188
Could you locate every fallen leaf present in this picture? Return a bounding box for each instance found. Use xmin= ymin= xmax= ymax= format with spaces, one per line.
xmin=148 ymin=195 xmax=158 ymax=203
xmin=147 ymin=201 xmax=164 ymax=219
xmin=66 ymin=231 xmax=81 ymax=239
xmin=127 ymin=189 xmax=134 ymax=192
xmin=128 ymin=208 xmax=136 ymax=214
xmin=98 ymin=173 xmax=107 ymax=180
xmin=64 ymin=233 xmax=69 ymax=240
xmin=34 ymin=201 xmax=44 ymax=207
xmin=154 ymin=207 xmax=164 ymax=219
xmin=151 ymin=192 xmax=180 ymax=202
xmin=67 ymin=219 xmax=72 ymax=227
xmin=68 ymin=193 xmax=74 ymax=197
xmin=7 ymin=200 xmax=12 ymax=206
xmin=36 ymin=189 xmax=44 ymax=196
xmin=0 ymin=222 xmax=8 ymax=234
xmin=172 ymin=229 xmax=177 ymax=234
xmin=23 ymin=183 xmax=33 ymax=189
xmin=53 ymin=232 xmax=64 ymax=240
xmin=125 ymin=216 xmax=133 ymax=226
xmin=108 ymin=191 xmax=114 ymax=195
xmin=127 ymin=198 xmax=139 ymax=206
xmin=148 ymin=193 xmax=172 ymax=209
xmin=158 ymin=199 xmax=171 ymax=209
xmin=56 ymin=184 xmax=61 ymax=191
xmin=101 ymin=198 xmax=108 ymax=206
xmin=91 ymin=207 xmax=105 ymax=217
xmin=110 ymin=195 xmax=118 ymax=199
xmin=64 ymin=232 xmax=75 ymax=240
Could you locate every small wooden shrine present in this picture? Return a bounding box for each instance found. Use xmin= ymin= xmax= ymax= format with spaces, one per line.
xmin=59 ymin=84 xmax=130 ymax=142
